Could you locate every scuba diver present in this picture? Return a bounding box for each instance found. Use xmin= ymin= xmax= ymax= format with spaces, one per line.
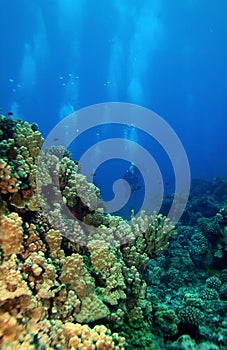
xmin=124 ymin=162 xmax=141 ymax=193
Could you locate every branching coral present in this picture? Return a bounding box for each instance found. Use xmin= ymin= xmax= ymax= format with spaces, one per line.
xmin=131 ymin=210 xmax=175 ymax=259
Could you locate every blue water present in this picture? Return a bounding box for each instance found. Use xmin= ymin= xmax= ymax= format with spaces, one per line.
xmin=1 ymin=0 xmax=227 ymax=203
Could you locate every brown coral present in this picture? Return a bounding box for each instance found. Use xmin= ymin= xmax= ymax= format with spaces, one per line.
xmin=0 ymin=159 xmax=20 ymax=195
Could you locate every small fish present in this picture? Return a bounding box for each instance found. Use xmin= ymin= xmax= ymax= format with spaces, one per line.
xmin=90 ymin=173 xmax=96 ymax=178
xmin=53 ymin=138 xmax=59 ymax=142
xmin=7 ymin=112 xmax=13 ymax=116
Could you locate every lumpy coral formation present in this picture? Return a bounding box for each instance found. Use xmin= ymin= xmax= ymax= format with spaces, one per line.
xmin=0 ymin=115 xmax=175 ymax=349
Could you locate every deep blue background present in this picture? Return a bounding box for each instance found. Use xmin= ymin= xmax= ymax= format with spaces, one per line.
xmin=0 ymin=0 xmax=226 ymax=184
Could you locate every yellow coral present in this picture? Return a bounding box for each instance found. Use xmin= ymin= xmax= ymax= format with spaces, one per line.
xmin=60 ymin=156 xmax=101 ymax=211
xmin=0 ymin=212 xmax=23 ymax=256
xmin=23 ymin=251 xmax=59 ymax=300
xmin=64 ymin=322 xmax=125 ymax=349
xmin=46 ymin=228 xmax=65 ymax=262
xmin=60 ymin=253 xmax=110 ymax=322
xmin=76 ymin=295 xmax=110 ymax=323
xmin=0 ymin=254 xmax=33 ymax=310
xmin=88 ymin=240 xmax=126 ymax=306
xmin=60 ymin=254 xmax=93 ymax=297
xmin=5 ymin=121 xmax=44 ymax=211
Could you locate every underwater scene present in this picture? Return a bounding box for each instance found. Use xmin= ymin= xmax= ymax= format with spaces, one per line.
xmin=0 ymin=1 xmax=227 ymax=349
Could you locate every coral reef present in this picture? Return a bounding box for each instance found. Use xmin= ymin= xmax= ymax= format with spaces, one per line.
xmin=0 ymin=116 xmax=226 ymax=349
xmin=148 ymin=179 xmax=227 ymax=349
xmin=0 ymin=115 xmax=176 ymax=349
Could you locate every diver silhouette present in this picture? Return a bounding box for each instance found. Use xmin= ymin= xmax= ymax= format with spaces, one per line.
xmin=124 ymin=163 xmax=141 ymax=193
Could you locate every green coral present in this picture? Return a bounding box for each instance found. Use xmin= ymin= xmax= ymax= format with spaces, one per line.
xmin=153 ymin=305 xmax=179 ymax=336
xmin=115 ymin=323 xmax=157 ymax=350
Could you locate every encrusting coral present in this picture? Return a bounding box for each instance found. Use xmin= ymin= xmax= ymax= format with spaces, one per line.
xmin=0 ymin=115 xmax=176 ymax=349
